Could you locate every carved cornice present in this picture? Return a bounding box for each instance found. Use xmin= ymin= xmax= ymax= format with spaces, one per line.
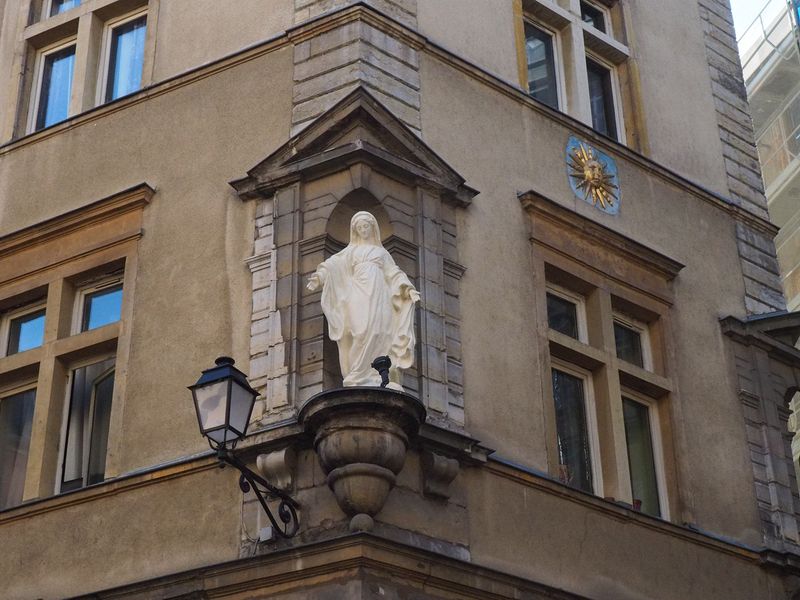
xmin=721 ymin=315 xmax=800 ymax=366
xmin=0 ymin=184 xmax=154 ymax=259
xmin=230 ymin=88 xmax=478 ymax=207
xmin=519 ymin=190 xmax=684 ymax=281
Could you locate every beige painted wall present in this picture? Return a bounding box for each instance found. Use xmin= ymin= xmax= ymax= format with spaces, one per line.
xmin=418 ymin=53 xmax=758 ymax=545
xmin=150 ymin=0 xmax=294 ymax=81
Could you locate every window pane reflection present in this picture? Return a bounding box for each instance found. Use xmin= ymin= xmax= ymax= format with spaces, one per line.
xmin=525 ymin=22 xmax=558 ymax=109
xmin=623 ymin=398 xmax=661 ymax=517
xmin=547 ymin=293 xmax=579 ymax=339
xmin=36 ymin=45 xmax=75 ymax=130
xmin=82 ymin=285 xmax=123 ymax=332
xmin=614 ymin=322 xmax=644 ymax=367
xmin=7 ymin=310 xmax=45 ymax=355
xmin=50 ymin=0 xmax=80 ymax=17
xmin=61 ymin=358 xmax=115 ymax=491
xmin=106 ymin=16 xmax=147 ymax=102
xmin=552 ymin=369 xmax=593 ymax=493
xmin=0 ymin=390 xmax=36 ymax=509
xmin=587 ymin=58 xmax=617 ymax=140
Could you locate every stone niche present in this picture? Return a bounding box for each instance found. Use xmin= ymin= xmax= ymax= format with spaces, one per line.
xmin=231 ymin=88 xmax=477 ymax=429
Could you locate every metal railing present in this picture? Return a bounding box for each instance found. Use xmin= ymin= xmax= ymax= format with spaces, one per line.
xmin=757 ymin=86 xmax=800 ymax=189
xmin=738 ymin=0 xmax=797 ymax=83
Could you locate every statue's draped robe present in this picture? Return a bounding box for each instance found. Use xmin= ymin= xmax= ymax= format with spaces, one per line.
xmin=318 ymin=243 xmax=415 ymax=387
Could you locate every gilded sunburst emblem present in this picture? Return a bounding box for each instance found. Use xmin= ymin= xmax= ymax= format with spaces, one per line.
xmin=567 ymin=140 xmax=620 ymax=212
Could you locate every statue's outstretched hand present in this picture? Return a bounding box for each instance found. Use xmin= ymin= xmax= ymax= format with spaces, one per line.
xmin=307 ymin=273 xmax=321 ymax=292
xmin=409 ymin=289 xmax=421 ymax=303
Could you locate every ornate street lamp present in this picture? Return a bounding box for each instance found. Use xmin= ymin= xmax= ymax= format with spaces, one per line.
xmin=189 ymin=356 xmax=299 ymax=538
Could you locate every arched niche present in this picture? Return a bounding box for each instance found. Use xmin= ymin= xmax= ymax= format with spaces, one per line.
xmin=230 ymin=88 xmax=477 ymax=429
xmin=326 ymin=189 xmax=393 ymax=246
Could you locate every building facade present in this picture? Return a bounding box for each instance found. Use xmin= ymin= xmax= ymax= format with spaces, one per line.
xmin=1 ymin=0 xmax=799 ymax=598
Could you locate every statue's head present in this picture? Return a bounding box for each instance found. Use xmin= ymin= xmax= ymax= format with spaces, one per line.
xmin=349 ymin=211 xmax=382 ymax=246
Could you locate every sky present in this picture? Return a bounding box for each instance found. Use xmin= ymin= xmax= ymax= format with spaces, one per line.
xmin=730 ymin=0 xmax=774 ymax=39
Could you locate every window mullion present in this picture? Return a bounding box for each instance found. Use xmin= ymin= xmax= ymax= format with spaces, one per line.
xmin=560 ymin=19 xmax=592 ymax=126
xmin=71 ymin=12 xmax=101 ymax=114
xmin=594 ymin=361 xmax=633 ymax=504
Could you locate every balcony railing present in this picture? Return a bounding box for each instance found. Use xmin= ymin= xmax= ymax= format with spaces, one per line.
xmin=757 ymin=86 xmax=800 ymax=190
xmin=739 ymin=0 xmax=797 ymax=83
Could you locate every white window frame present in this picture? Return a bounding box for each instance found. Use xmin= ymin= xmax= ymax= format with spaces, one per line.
xmin=613 ymin=312 xmax=652 ymax=371
xmin=71 ymin=273 xmax=124 ymax=335
xmin=0 ymin=301 xmax=47 ymax=358
xmin=579 ymin=0 xmax=613 ymax=38
xmin=551 ymin=360 xmax=604 ymax=497
xmin=55 ymin=352 xmax=116 ymax=494
xmin=96 ymin=8 xmax=148 ymax=106
xmin=585 ymin=51 xmax=626 ymax=144
xmin=523 ymin=18 xmax=567 ymax=112
xmin=546 ymin=283 xmax=589 ymax=343
xmin=27 ymin=37 xmax=78 ymax=134
xmin=44 ymin=0 xmax=81 ymax=20
xmin=621 ymin=391 xmax=670 ymax=520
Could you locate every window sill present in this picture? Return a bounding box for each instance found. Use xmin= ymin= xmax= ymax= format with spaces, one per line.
xmin=582 ymin=23 xmax=629 ymax=65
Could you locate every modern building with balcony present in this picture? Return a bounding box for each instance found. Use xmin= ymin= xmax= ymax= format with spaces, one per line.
xmin=740 ymin=0 xmax=800 ymax=309
xmin=1 ymin=1 xmax=800 ymax=598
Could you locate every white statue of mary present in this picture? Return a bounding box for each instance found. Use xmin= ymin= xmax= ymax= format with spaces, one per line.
xmin=306 ymin=211 xmax=420 ymax=390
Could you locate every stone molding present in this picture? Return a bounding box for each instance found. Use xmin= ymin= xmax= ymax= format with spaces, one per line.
xmin=722 ymin=314 xmax=800 ymax=553
xmin=696 ymin=0 xmax=786 ymax=314
xmin=231 ymin=88 xmax=476 ymax=426
xmin=519 ymin=190 xmax=684 ymax=304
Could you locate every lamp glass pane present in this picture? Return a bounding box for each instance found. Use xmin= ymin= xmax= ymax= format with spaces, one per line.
xmin=228 ymin=381 xmax=255 ymax=437
xmin=194 ymin=380 xmax=228 ymax=433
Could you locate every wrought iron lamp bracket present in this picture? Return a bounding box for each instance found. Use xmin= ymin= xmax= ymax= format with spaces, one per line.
xmin=216 ymin=448 xmax=300 ymax=539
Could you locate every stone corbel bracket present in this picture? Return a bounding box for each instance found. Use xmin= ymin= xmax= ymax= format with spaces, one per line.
xmin=417 ymin=423 xmax=493 ymax=500
xmin=256 ymin=447 xmax=298 ymax=492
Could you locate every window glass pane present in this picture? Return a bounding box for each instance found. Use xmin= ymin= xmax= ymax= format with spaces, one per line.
xmin=105 ymin=16 xmax=147 ymax=102
xmin=586 ymin=58 xmax=618 ymax=140
xmin=50 ymin=0 xmax=80 ymax=16
xmin=61 ymin=358 xmax=115 ymax=491
xmin=546 ymin=293 xmax=579 ymax=339
xmin=552 ymin=369 xmax=594 ymax=493
xmin=623 ymin=398 xmax=661 ymax=517
xmin=525 ymin=22 xmax=558 ymax=109
xmin=614 ymin=321 xmax=644 ymax=367
xmin=82 ymin=285 xmax=123 ymax=331
xmin=0 ymin=390 xmax=36 ymax=509
xmin=7 ymin=310 xmax=45 ymax=355
xmin=580 ymin=1 xmax=606 ymax=33
xmin=36 ymin=45 xmax=75 ymax=130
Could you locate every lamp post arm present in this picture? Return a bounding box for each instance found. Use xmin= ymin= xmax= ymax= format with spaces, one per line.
xmin=217 ymin=449 xmax=300 ymax=539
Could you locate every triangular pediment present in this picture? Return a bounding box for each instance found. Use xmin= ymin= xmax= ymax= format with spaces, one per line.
xmin=231 ymin=88 xmax=477 ymax=205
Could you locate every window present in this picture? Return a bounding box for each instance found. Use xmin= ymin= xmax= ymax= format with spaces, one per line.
xmin=524 ymin=22 xmax=559 ymax=109
xmin=79 ymin=280 xmax=123 ymax=332
xmin=0 ymin=389 xmax=36 ymax=509
xmin=580 ymin=1 xmax=607 ymax=34
xmin=552 ymin=366 xmax=601 ymax=494
xmin=48 ymin=0 xmax=80 ymax=17
xmin=60 ymin=358 xmax=115 ymax=492
xmin=0 ymin=184 xmax=149 ymax=505
xmin=517 ymin=2 xmax=630 ymax=144
xmin=623 ymin=396 xmax=666 ymax=518
xmin=586 ymin=57 xmax=618 ymax=141
xmin=2 ymin=304 xmax=46 ymax=356
xmin=521 ymin=193 xmax=680 ymax=517
xmin=101 ymin=12 xmax=147 ymax=103
xmin=546 ymin=285 xmax=587 ymax=342
xmin=31 ymin=41 xmax=76 ymax=132
xmin=613 ymin=315 xmax=651 ymax=370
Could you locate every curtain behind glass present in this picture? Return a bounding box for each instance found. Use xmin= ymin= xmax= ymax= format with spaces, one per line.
xmin=552 ymin=369 xmax=594 ymax=493
xmin=106 ymin=16 xmax=147 ymax=102
xmin=0 ymin=390 xmax=36 ymax=509
xmin=623 ymin=398 xmax=661 ymax=516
